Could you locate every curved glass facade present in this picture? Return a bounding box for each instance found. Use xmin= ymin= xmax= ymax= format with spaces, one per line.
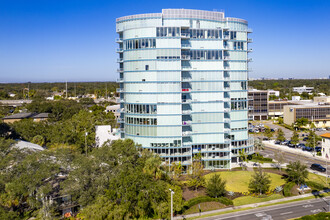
xmin=116 ymin=9 xmax=254 ymax=169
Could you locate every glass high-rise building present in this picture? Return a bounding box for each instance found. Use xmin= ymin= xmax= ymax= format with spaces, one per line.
xmin=116 ymin=9 xmax=253 ymax=170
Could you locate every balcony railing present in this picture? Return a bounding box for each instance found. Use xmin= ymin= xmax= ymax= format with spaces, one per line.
xmin=117 ymin=58 xmax=123 ymax=63
xmin=248 ymin=58 xmax=253 ymax=62
xmin=224 ymin=109 xmax=230 ymax=113
xmin=116 ymin=38 xmax=123 ymax=43
xmin=224 ymin=128 xmax=231 ymax=133
xmin=182 ymin=88 xmax=190 ymax=93
xmin=247 ymin=38 xmax=253 ymax=43
xmin=182 ymin=110 xmax=191 ymax=115
xmin=248 ymin=48 xmax=253 ymax=53
xmin=116 ymin=48 xmax=123 ymax=53
xmin=117 ymin=118 xmax=124 ymax=123
xmin=116 ymin=78 xmax=124 ymax=83
xmin=223 ymin=35 xmax=230 ymax=40
xmin=224 ymin=118 xmax=231 ymax=123
xmin=117 ymin=68 xmax=124 ymax=73
xmin=224 ymin=66 xmax=231 ymax=70
xmin=182 ymin=131 xmax=192 ymax=136
xmin=181 ymin=33 xmax=190 ymax=38
xmin=183 ymin=142 xmax=193 ymax=146
xmin=182 ymin=66 xmax=192 ymax=70
xmin=181 ymin=55 xmax=191 ymax=60
xmin=247 ymin=28 xmax=253 ymax=33
xmin=116 ymin=88 xmax=124 ymax=93
xmin=181 ymin=77 xmax=191 ymax=82
xmin=182 ymin=99 xmax=192 ymax=104
xmin=223 ymin=56 xmax=230 ymax=60
xmin=181 ymin=44 xmax=191 ymax=49
xmin=223 ymin=45 xmax=229 ymax=50
xmin=182 ymin=121 xmax=192 ymax=126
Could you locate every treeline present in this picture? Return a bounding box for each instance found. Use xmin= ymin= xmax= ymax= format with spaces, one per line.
xmin=0 ymin=81 xmax=118 ymax=99
xmin=249 ymin=79 xmax=330 ymax=98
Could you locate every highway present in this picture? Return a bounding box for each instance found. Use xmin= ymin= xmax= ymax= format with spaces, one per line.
xmin=201 ymin=197 xmax=330 ymax=220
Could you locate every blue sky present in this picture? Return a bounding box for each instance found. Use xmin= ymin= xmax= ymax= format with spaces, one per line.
xmin=0 ymin=0 xmax=329 ymax=82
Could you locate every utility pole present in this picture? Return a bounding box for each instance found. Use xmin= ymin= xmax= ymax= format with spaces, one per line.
xmin=169 ymin=189 xmax=174 ymax=220
xmin=66 ymin=81 xmax=68 ymax=99
xmin=85 ymin=129 xmax=88 ymax=156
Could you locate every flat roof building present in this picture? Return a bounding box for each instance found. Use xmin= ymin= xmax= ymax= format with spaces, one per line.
xmin=293 ymin=85 xmax=314 ymax=94
xmin=248 ymin=89 xmax=268 ymax=120
xmin=283 ymin=103 xmax=330 ymax=128
xmin=116 ymin=9 xmax=253 ymax=170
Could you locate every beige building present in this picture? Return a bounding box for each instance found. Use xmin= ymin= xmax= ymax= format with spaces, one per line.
xmin=248 ymin=89 xmax=269 ymax=120
xmin=321 ymin=133 xmax=330 ymax=159
xmin=283 ymin=104 xmax=330 ymax=128
xmin=268 ymin=100 xmax=293 ymax=118
xmin=314 ymin=96 xmax=330 ymax=103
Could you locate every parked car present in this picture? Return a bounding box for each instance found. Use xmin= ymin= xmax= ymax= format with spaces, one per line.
xmin=303 ymin=137 xmax=309 ymax=141
xmin=288 ymin=143 xmax=296 ymax=148
xmin=281 ymin=140 xmax=289 ymax=145
xmin=315 ymin=147 xmax=322 ymax=152
xmin=302 ymin=146 xmax=313 ymax=151
xmin=297 ymin=143 xmax=305 ymax=148
xmin=275 ymin=140 xmax=281 ymax=145
xmin=310 ymin=164 xmax=326 ymax=172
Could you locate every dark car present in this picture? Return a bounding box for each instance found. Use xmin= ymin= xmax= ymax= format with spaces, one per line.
xmin=315 ymin=147 xmax=322 ymax=152
xmin=288 ymin=143 xmax=296 ymax=148
xmin=302 ymin=146 xmax=313 ymax=151
xmin=297 ymin=143 xmax=305 ymax=148
xmin=303 ymin=137 xmax=309 ymax=141
xmin=310 ymin=164 xmax=326 ymax=172
xmin=275 ymin=140 xmax=281 ymax=145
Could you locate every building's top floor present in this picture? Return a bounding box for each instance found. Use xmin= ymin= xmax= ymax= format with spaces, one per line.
xmin=314 ymin=96 xmax=330 ymax=103
xmin=116 ymin=9 xmax=247 ymax=24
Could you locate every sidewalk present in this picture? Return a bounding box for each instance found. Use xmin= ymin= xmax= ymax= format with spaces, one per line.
xmin=174 ymin=190 xmax=330 ymax=219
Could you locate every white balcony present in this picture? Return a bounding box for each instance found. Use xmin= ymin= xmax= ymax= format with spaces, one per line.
xmin=223 ymin=45 xmax=230 ymax=50
xmin=182 ymin=66 xmax=192 ymax=70
xmin=182 ymin=99 xmax=192 ymax=104
xmin=116 ymin=48 xmax=123 ymax=53
xmin=248 ymin=48 xmax=253 ymax=53
xmin=247 ymin=38 xmax=253 ymax=43
xmin=117 ymin=118 xmax=124 ymax=123
xmin=224 ymin=128 xmax=231 ymax=133
xmin=181 ymin=88 xmax=190 ymax=93
xmin=116 ymin=78 xmax=124 ymax=83
xmin=117 ymin=68 xmax=124 ymax=73
xmin=183 ymin=142 xmax=192 ymax=146
xmin=223 ymin=56 xmax=230 ymax=60
xmin=117 ymin=58 xmax=123 ymax=63
xmin=224 ymin=109 xmax=230 ymax=113
xmin=182 ymin=131 xmax=193 ymax=136
xmin=182 ymin=121 xmax=192 ymax=126
xmin=116 ymin=88 xmax=124 ymax=93
xmin=247 ymin=28 xmax=253 ymax=33
xmin=182 ymin=110 xmax=191 ymax=115
xmin=119 ymin=108 xmax=125 ymax=113
xmin=248 ymin=58 xmax=253 ymax=62
xmin=223 ymin=98 xmax=230 ymax=102
xmin=224 ymin=66 xmax=231 ymax=70
xmin=223 ymin=87 xmax=231 ymax=91
xmin=224 ymin=118 xmax=231 ymax=123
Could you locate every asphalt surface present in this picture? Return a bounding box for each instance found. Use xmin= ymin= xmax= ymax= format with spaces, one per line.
xmin=201 ymin=197 xmax=330 ymax=220
xmin=260 ymin=146 xmax=330 ymax=172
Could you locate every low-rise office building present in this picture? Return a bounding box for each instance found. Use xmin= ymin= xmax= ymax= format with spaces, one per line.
xmin=283 ymin=103 xmax=330 ymax=128
xmin=321 ymin=133 xmax=330 ymax=159
xmin=268 ymin=100 xmax=293 ymax=118
xmin=2 ymin=112 xmax=49 ymax=123
xmin=248 ymin=89 xmax=268 ymax=120
xmin=313 ymin=96 xmax=330 ymax=104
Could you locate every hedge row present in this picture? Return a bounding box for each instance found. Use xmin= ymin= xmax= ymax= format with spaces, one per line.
xmin=184 ymin=196 xmax=233 ymax=209
xmin=306 ymin=181 xmax=327 ymax=191
xmin=283 ymin=182 xmax=295 ymax=197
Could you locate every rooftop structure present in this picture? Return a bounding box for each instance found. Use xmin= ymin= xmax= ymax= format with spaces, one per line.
xmin=116 ymin=9 xmax=253 ymax=170
xmin=248 ymin=89 xmax=268 ymax=120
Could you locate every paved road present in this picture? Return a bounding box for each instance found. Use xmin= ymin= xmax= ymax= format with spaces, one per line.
xmin=201 ymin=197 xmax=330 ymax=220
xmin=260 ymin=146 xmax=330 ymax=172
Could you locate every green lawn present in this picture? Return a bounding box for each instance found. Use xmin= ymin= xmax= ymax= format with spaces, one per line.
xmin=308 ymin=173 xmax=329 ymax=186
xmin=233 ymin=194 xmax=284 ymax=206
xmin=204 ymin=171 xmax=286 ymax=192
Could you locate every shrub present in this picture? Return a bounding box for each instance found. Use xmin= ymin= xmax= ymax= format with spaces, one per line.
xmin=283 ymin=182 xmax=295 ymax=197
xmin=184 ymin=196 xmax=233 ymax=209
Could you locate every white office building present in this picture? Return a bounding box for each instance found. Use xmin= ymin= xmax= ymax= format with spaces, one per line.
xmin=116 ymin=9 xmax=253 ymax=170
xmin=293 ymin=85 xmax=314 ymax=94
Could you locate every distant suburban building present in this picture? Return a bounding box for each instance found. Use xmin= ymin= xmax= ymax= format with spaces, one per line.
xmin=105 ymin=104 xmax=120 ymax=119
xmin=320 ymin=133 xmax=330 ymax=160
xmin=116 ymin=9 xmax=253 ymax=170
xmin=313 ymin=96 xmax=330 ymax=104
xmin=95 ymin=125 xmax=120 ymax=147
xmin=2 ymin=112 xmax=49 ymax=123
xmin=291 ymin=96 xmax=301 ymax=101
xmin=293 ymin=85 xmax=314 ymax=94
xmin=268 ymin=90 xmax=280 ymax=97
xmin=283 ymin=103 xmax=330 ymax=128
xmin=248 ymin=89 xmax=268 ymax=120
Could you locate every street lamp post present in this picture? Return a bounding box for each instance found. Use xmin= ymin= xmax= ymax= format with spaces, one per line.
xmin=169 ymin=189 xmax=174 ymax=220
